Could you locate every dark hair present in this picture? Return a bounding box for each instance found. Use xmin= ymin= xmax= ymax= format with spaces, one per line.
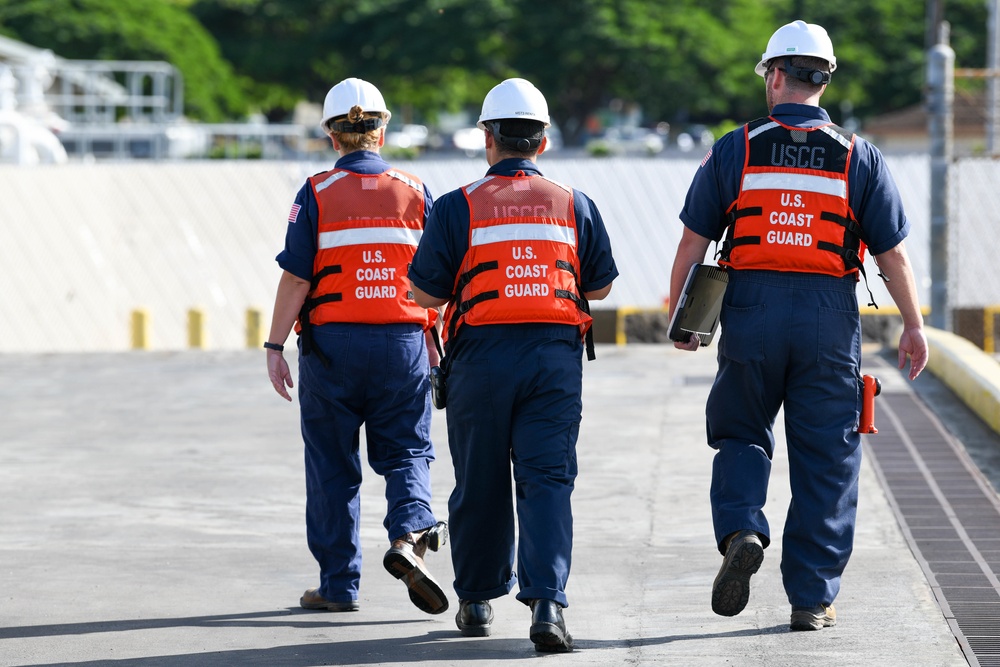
xmin=488 ymin=119 xmax=546 ymax=157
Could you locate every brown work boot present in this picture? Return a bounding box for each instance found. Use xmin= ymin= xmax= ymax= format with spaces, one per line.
xmin=383 ymin=522 xmax=449 ymax=614
xmin=299 ymin=588 xmax=359 ymax=612
xmin=790 ymin=604 xmax=837 ymax=631
xmin=711 ymin=530 xmax=764 ymax=616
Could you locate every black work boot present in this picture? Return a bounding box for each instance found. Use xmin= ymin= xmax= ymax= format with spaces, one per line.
xmin=456 ymin=599 xmax=494 ymax=637
xmin=529 ymin=599 xmax=573 ymax=652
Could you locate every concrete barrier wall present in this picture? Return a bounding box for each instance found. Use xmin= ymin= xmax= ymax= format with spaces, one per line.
xmin=0 ymin=158 xmax=701 ymax=352
xmin=925 ymin=327 xmax=1000 ymax=434
xmin=0 ymin=155 xmax=942 ymax=352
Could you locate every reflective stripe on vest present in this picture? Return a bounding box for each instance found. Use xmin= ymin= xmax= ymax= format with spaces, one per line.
xmin=443 ymin=174 xmax=592 ymax=344
xmin=302 ymin=168 xmax=434 ymax=328
xmin=719 ymin=118 xmax=867 ymax=277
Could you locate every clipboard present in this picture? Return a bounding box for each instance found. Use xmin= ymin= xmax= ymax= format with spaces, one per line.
xmin=668 ymin=263 xmax=729 ymax=346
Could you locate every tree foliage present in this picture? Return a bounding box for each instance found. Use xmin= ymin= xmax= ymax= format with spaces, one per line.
xmin=192 ymin=0 xmax=990 ymax=141
xmin=0 ymin=0 xmax=250 ymax=121
xmin=1 ymin=0 xmax=993 ymax=141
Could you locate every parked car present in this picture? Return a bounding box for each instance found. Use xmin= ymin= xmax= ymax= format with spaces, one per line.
xmin=385 ymin=123 xmax=429 ymax=150
xmin=587 ymin=126 xmax=665 ymax=156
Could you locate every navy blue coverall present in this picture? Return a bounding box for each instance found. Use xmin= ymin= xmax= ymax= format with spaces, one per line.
xmin=680 ymin=103 xmax=911 ymax=608
xmin=277 ymin=151 xmax=440 ymax=604
xmin=408 ymin=158 xmax=618 ymax=607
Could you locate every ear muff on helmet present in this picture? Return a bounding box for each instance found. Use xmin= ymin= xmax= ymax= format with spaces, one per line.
xmin=325 ymin=116 xmax=386 ymax=133
xmin=781 ymin=57 xmax=831 ymax=86
xmin=487 ymin=122 xmax=543 ymax=152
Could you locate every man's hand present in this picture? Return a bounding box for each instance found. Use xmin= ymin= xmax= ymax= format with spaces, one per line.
xmin=897 ymin=325 xmax=928 ymax=381
xmin=267 ymin=350 xmax=294 ymax=401
xmin=673 ymin=333 xmax=702 ymax=352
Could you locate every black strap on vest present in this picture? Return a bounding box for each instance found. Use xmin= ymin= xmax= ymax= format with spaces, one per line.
xmin=458 ymin=290 xmax=500 ymax=314
xmin=554 ymin=286 xmax=596 ymax=361
xmin=445 ymin=258 xmax=597 ymax=361
xmin=445 ymin=261 xmax=500 ymax=353
xmin=718 ymin=207 xmax=761 ymax=263
xmin=554 ymin=259 xmax=595 ymax=359
xmin=298 ymin=265 xmax=343 ymax=367
xmin=815 ymin=211 xmax=879 ymax=307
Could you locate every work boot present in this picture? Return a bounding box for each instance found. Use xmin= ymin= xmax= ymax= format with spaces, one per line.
xmin=529 ymin=599 xmax=573 ymax=653
xmin=299 ymin=588 xmax=359 ymax=612
xmin=456 ymin=599 xmax=494 ymax=637
xmin=790 ymin=604 xmax=837 ymax=631
xmin=383 ymin=521 xmax=449 ymax=614
xmin=711 ymin=529 xmax=764 ymax=616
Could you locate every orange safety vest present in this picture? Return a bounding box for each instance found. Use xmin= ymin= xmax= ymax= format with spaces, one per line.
xmin=443 ymin=173 xmax=592 ymax=345
xmin=719 ymin=117 xmax=867 ymax=277
xmin=299 ymin=168 xmax=435 ymax=331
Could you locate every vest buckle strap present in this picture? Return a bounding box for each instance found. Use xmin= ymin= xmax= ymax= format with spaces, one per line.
xmin=820 ymin=211 xmax=865 ymax=239
xmin=726 ymin=206 xmax=763 ymax=225
xmin=312 ymin=264 xmax=343 ymax=283
xmin=456 ymin=260 xmax=499 ymax=292
xmin=555 ymin=259 xmax=578 ymax=281
xmin=458 ymin=290 xmax=500 ymax=314
xmin=554 ymin=289 xmax=581 ymax=306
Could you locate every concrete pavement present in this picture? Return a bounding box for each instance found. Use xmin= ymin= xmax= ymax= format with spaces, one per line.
xmin=0 ymin=344 xmax=980 ymax=666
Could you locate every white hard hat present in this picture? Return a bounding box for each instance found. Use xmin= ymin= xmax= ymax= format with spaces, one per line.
xmin=320 ymin=78 xmax=391 ymax=129
xmin=755 ymin=20 xmax=837 ymax=77
xmin=477 ymin=78 xmax=550 ymax=129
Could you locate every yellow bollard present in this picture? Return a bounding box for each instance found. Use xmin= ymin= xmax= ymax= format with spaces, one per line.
xmin=187 ymin=308 xmax=206 ymax=349
xmin=246 ymin=307 xmax=263 ymax=349
xmin=130 ymin=309 xmax=150 ymax=350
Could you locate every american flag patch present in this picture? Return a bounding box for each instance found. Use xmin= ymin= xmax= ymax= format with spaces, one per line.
xmin=700 ymin=148 xmax=713 ymax=167
xmin=287 ymin=203 xmax=301 ymax=223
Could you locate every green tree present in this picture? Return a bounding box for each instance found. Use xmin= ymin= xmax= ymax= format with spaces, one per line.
xmin=191 ymin=0 xmax=512 ymax=123
xmin=190 ymin=0 xmax=992 ymax=141
xmin=0 ymin=0 xmax=250 ymax=121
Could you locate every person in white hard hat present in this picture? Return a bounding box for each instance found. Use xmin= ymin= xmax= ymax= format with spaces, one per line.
xmin=265 ymin=77 xmax=450 ymax=616
xmin=669 ymin=20 xmax=927 ymax=631
xmin=408 ymin=77 xmax=618 ymax=651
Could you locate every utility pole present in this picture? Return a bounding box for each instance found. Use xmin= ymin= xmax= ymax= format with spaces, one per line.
xmin=988 ymin=0 xmax=1000 ymax=155
xmin=926 ymin=0 xmax=946 ymax=51
xmin=928 ymin=22 xmax=954 ymax=331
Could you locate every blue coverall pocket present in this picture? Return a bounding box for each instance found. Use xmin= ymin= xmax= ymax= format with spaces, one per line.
xmin=816 ymin=306 xmax=861 ymax=371
xmin=719 ymin=304 xmax=766 ymax=364
xmin=384 ymin=331 xmax=425 ymax=392
xmin=302 ymin=331 xmax=349 ymax=386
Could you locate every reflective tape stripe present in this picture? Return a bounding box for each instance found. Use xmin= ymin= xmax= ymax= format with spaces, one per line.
xmin=315 ymin=171 xmax=350 ymax=192
xmin=318 ymin=227 xmax=422 ymax=249
xmin=748 ymin=121 xmax=780 ymax=141
xmin=471 ymin=223 xmax=576 ymax=247
xmin=742 ymin=172 xmax=847 ymax=198
xmin=464 ymin=176 xmax=494 ymax=195
xmin=819 ymin=125 xmax=853 ymax=149
xmin=387 ymin=170 xmax=422 ymax=192
xmin=540 ymin=176 xmax=572 ymax=193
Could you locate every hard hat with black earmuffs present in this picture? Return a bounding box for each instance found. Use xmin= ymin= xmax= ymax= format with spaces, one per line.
xmin=756 ymin=20 xmax=836 ymax=86
xmin=477 ymin=78 xmax=550 ymax=152
xmin=320 ymin=78 xmax=391 ymax=134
